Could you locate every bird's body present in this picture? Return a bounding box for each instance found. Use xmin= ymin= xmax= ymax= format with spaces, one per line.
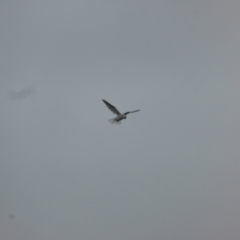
xmin=102 ymin=99 xmax=140 ymax=124
xmin=108 ymin=114 xmax=126 ymax=124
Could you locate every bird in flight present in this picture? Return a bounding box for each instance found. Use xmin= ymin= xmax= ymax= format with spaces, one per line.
xmin=102 ymin=99 xmax=140 ymax=124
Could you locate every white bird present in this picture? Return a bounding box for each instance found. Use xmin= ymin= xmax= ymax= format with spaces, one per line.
xmin=102 ymin=99 xmax=140 ymax=124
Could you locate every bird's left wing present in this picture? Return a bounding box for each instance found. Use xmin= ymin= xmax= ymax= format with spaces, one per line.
xmin=102 ymin=99 xmax=121 ymax=115
xmin=124 ymin=110 xmax=140 ymax=115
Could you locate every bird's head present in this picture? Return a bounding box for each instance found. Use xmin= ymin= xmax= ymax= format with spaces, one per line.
xmin=123 ymin=115 xmax=127 ymax=119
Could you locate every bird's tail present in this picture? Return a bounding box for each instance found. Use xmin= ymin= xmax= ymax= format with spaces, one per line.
xmin=108 ymin=118 xmax=121 ymax=124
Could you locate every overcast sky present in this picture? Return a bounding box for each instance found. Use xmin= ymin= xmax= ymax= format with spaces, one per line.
xmin=1 ymin=1 xmax=240 ymax=239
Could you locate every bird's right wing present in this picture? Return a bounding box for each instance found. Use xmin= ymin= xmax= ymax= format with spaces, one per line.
xmin=102 ymin=99 xmax=121 ymax=115
xmin=124 ymin=110 xmax=140 ymax=115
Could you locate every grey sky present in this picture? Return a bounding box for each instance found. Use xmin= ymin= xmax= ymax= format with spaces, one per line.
xmin=1 ymin=1 xmax=240 ymax=239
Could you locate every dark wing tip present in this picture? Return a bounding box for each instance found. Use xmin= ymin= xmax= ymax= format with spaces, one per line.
xmin=102 ymin=99 xmax=108 ymax=105
xmin=102 ymin=99 xmax=110 ymax=105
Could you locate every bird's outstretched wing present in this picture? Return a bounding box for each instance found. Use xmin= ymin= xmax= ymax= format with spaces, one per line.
xmin=102 ymin=99 xmax=121 ymax=115
xmin=124 ymin=110 xmax=140 ymax=115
